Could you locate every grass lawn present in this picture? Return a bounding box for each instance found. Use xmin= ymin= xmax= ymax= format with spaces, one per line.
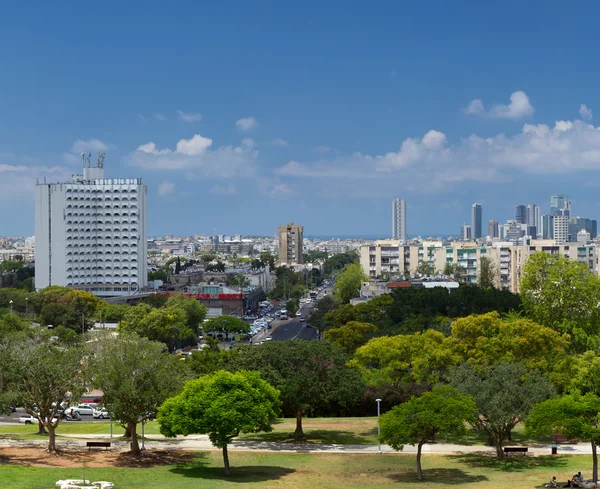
xmin=0 ymin=449 xmax=591 ymax=489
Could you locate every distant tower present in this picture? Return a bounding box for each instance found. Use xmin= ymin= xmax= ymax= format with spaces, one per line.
xmin=392 ymin=199 xmax=407 ymax=241
xmin=488 ymin=220 xmax=499 ymax=238
xmin=515 ymin=205 xmax=527 ymax=224
xmin=471 ymin=203 xmax=482 ymax=239
xmin=278 ymin=222 xmax=303 ymax=265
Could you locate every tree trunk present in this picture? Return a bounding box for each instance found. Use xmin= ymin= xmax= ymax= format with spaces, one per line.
xmin=37 ymin=420 xmax=47 ymax=435
xmin=495 ymin=439 xmax=504 ymax=458
xmin=47 ymin=424 xmax=56 ymax=453
xmin=593 ymin=441 xmax=598 ymax=482
xmin=293 ymin=409 xmax=304 ymax=438
xmin=128 ymin=421 xmax=140 ymax=455
xmin=222 ymin=445 xmax=231 ymax=476
xmin=416 ymin=441 xmax=424 ymax=481
xmin=506 ymin=427 xmax=512 ymax=441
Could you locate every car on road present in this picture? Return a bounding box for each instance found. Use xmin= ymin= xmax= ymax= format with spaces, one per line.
xmin=295 ymin=311 xmax=302 ymax=317
xmin=265 ymin=335 xmax=273 ymax=341
xmin=300 ymin=316 xmax=305 ymax=321
xmin=64 ymin=404 xmax=94 ymax=416
xmin=93 ymin=407 xmax=110 ymax=419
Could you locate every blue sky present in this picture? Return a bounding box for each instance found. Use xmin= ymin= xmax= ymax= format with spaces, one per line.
xmin=2 ymin=1 xmax=600 ymax=237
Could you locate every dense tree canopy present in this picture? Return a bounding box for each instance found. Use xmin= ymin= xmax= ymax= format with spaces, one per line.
xmin=228 ymin=340 xmax=364 ymax=437
xmin=158 ymin=370 xmax=280 ymax=475
xmin=520 ymin=252 xmax=600 ymax=352
xmin=451 ymin=362 xmax=555 ymax=457
xmin=324 ymin=321 xmax=378 ymax=354
xmin=333 ymin=263 xmax=367 ymax=304
xmin=380 ymin=386 xmax=477 ymax=481
xmin=203 ymin=315 xmax=250 ymax=338
xmin=92 ymin=333 xmax=188 ymax=454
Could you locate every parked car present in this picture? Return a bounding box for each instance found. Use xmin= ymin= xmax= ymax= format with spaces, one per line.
xmin=300 ymin=317 xmax=305 ymax=321
xmin=64 ymin=404 xmax=94 ymax=416
xmin=93 ymin=408 xmax=110 ymax=419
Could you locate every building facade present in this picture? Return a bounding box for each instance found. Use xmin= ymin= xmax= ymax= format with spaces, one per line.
xmin=35 ymin=156 xmax=148 ymax=297
xmin=278 ymin=222 xmax=303 ymax=265
xmin=515 ymin=205 xmax=527 ymax=224
xmin=360 ymin=240 xmax=597 ymax=293
xmin=392 ymin=199 xmax=407 ymax=241
xmin=488 ymin=220 xmax=499 ymax=238
xmin=471 ymin=203 xmax=482 ymax=239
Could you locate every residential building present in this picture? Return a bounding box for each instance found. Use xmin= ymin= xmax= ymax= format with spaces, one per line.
xmin=392 ymin=199 xmax=407 ymax=241
xmin=553 ymin=215 xmax=570 ymax=244
xmin=34 ymin=154 xmax=148 ymax=297
xmin=515 ymin=205 xmax=527 ymax=224
xmin=488 ymin=220 xmax=499 ymax=238
xmin=278 ymin=222 xmax=303 ymax=265
xmin=471 ymin=203 xmax=482 ymax=239
xmin=360 ymin=240 xmax=597 ymax=293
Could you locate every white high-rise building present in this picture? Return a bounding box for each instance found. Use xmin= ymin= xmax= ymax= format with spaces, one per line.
xmin=35 ymin=154 xmax=148 ymax=297
xmin=392 ymin=199 xmax=407 ymax=241
xmin=553 ymin=215 xmax=570 ymax=245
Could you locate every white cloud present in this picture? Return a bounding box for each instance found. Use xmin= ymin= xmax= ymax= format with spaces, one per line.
xmin=71 ymin=139 xmax=109 ymax=153
xmin=176 ymin=135 xmax=212 ymax=156
xmin=154 ymin=113 xmax=167 ymax=121
xmin=463 ymin=99 xmax=484 ymax=115
xmin=464 ymin=91 xmax=534 ymax=119
xmin=269 ymin=138 xmax=288 ymax=147
xmin=0 ymin=164 xmax=27 ymax=172
xmin=210 ymin=183 xmax=237 ymax=195
xmin=176 ymin=110 xmax=203 ymax=122
xmin=157 ymin=181 xmax=175 ymax=197
xmin=275 ymin=116 xmax=600 ymax=193
xmin=236 ymin=117 xmax=257 ymax=131
xmin=127 ymin=133 xmax=258 ymax=178
xmin=0 ymin=164 xmax=71 ymax=202
xmin=580 ymin=104 xmax=593 ymax=121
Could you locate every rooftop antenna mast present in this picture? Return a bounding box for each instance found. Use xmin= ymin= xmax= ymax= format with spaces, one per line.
xmin=81 ymin=152 xmax=91 ymax=167
xmin=97 ymin=152 xmax=105 ymax=168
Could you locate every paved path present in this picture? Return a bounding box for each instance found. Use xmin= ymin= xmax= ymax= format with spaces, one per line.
xmin=0 ymin=433 xmax=591 ymax=456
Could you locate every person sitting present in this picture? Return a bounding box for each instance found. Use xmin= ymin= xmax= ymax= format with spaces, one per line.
xmin=563 ymin=473 xmax=583 ymax=488
xmin=545 ymin=476 xmax=557 ymax=488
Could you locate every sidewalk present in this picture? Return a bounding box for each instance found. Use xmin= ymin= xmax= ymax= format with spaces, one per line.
xmin=0 ymin=433 xmax=591 ymax=456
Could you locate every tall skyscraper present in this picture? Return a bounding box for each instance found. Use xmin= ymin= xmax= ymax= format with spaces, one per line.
xmin=515 ymin=205 xmax=527 ymax=224
xmin=550 ymin=194 xmax=566 ymax=215
xmin=542 ymin=214 xmax=554 ymax=239
xmin=471 ymin=203 xmax=482 ymax=239
xmin=278 ymin=222 xmax=304 ymax=265
xmin=488 ymin=220 xmax=499 ymax=238
xmin=526 ymin=204 xmax=540 ymax=230
xmin=35 ymin=154 xmax=148 ymax=297
xmin=392 ymin=199 xmax=407 ymax=241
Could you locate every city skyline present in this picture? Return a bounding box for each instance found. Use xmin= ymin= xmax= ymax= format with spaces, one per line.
xmin=3 ymin=3 xmax=600 ymax=236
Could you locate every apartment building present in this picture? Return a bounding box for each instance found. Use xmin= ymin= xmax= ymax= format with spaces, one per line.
xmin=35 ymin=155 xmax=148 ymax=297
xmin=360 ymin=240 xmax=597 ymax=293
xmin=278 ymin=222 xmax=303 ymax=265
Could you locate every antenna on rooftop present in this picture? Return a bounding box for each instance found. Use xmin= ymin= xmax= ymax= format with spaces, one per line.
xmin=81 ymin=152 xmax=91 ymax=167
xmin=97 ymin=152 xmax=105 ymax=168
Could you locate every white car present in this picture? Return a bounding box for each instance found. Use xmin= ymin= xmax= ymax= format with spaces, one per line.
xmin=295 ymin=311 xmax=302 ymax=317
xmin=65 ymin=404 xmax=94 ymax=416
xmin=93 ymin=408 xmax=110 ymax=419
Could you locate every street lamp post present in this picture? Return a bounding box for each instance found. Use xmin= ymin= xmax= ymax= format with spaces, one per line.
xmin=376 ymin=398 xmax=382 ymax=454
xmin=25 ymin=297 xmax=28 ymax=316
xmin=9 ymin=300 xmax=13 ymax=316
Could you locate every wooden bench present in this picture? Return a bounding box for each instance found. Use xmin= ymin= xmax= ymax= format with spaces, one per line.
xmin=503 ymin=446 xmax=528 ymax=455
xmin=86 ymin=441 xmax=111 ymax=451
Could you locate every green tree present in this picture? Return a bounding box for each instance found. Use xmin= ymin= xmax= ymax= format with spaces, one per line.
xmin=119 ymin=304 xmax=191 ymax=351
xmin=333 ymin=263 xmax=367 ymax=304
xmin=158 ymin=370 xmax=281 ymax=475
xmin=478 ymin=256 xmax=498 ymax=288
xmin=449 ymin=312 xmax=570 ymax=373
xmin=526 ymin=393 xmax=600 ymax=482
xmin=148 ymin=270 xmax=168 ymax=282
xmin=324 ymin=321 xmax=377 ymax=354
xmin=451 ymin=362 xmax=555 ymax=457
xmin=204 ymin=315 xmax=250 ymax=339
xmin=91 ymin=333 xmax=188 ymax=454
xmin=229 ymin=340 xmax=364 ymax=438
xmin=97 ymin=303 xmax=131 ymax=323
xmin=0 ymin=314 xmax=29 ymax=337
xmin=380 ymin=386 xmax=477 ymax=481
xmin=351 ymin=330 xmax=460 ymax=395
xmin=11 ymin=340 xmax=87 ymax=452
xmin=307 ymin=295 xmax=338 ymax=331
xmin=286 ymin=298 xmax=299 ymax=316
xmin=166 ymin=293 xmax=208 ymax=336
xmin=416 ymin=260 xmax=435 ymax=276
xmin=519 ymin=252 xmax=600 ymax=351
